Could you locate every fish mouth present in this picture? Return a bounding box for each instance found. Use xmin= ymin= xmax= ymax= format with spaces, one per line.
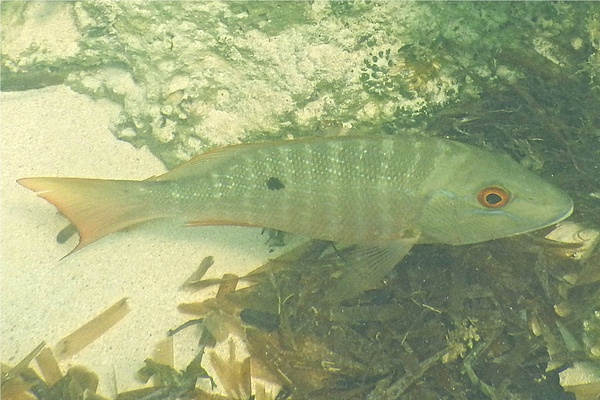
xmin=527 ymin=192 xmax=574 ymax=233
xmin=547 ymin=196 xmax=574 ymax=226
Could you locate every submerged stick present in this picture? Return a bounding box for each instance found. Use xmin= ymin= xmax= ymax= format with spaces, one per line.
xmin=54 ymin=298 xmax=130 ymax=359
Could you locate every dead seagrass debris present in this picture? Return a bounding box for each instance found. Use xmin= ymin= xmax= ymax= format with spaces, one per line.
xmin=54 ymin=298 xmax=130 ymax=360
xmin=182 ymin=234 xmax=599 ymax=399
xmin=1 ymin=298 xmax=131 ymax=400
xmin=2 ymin=342 xmax=109 ymax=400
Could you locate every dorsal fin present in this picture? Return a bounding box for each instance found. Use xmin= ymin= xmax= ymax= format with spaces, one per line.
xmin=146 ymin=140 xmax=288 ymax=182
xmin=147 ymin=137 xmax=339 ymax=182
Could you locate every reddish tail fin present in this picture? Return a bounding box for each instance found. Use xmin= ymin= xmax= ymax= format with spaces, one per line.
xmin=17 ymin=177 xmax=163 ymax=255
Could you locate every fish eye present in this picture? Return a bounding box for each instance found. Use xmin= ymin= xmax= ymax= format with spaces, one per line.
xmin=477 ymin=186 xmax=510 ymax=208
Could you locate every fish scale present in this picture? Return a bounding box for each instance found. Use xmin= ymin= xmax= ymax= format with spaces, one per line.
xmin=176 ymin=138 xmax=428 ymax=243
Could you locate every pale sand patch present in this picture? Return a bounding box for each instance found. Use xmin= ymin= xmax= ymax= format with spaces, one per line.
xmin=0 ymin=85 xmax=288 ymax=396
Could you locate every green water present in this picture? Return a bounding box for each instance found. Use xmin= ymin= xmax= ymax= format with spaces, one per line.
xmin=2 ymin=2 xmax=599 ymax=398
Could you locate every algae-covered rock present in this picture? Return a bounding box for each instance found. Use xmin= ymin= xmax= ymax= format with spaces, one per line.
xmin=3 ymin=2 xmax=598 ymax=170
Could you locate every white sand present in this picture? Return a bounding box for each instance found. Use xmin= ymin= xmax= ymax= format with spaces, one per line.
xmin=0 ymin=85 xmax=290 ymax=396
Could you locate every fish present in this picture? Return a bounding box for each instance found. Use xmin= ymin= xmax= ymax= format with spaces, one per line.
xmin=18 ymin=135 xmax=573 ymax=302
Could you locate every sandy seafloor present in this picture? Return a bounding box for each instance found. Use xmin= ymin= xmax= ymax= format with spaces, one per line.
xmin=0 ymin=85 xmax=294 ymax=397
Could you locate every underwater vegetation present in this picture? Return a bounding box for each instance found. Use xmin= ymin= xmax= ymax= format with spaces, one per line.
xmin=2 ymin=1 xmax=600 ymax=399
xmin=3 ymin=236 xmax=599 ymax=399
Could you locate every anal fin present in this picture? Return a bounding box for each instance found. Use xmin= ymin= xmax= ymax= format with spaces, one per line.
xmin=323 ymin=238 xmax=417 ymax=304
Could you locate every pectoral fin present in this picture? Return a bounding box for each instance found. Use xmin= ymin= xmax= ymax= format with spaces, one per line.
xmin=323 ymin=237 xmax=418 ymax=304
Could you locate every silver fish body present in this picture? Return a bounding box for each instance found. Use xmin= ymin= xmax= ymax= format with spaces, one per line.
xmin=147 ymin=136 xmax=573 ymax=246
xmin=19 ymin=135 xmax=573 ymax=252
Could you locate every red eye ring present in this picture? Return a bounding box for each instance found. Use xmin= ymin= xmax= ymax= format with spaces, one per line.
xmin=477 ymin=186 xmax=510 ymax=208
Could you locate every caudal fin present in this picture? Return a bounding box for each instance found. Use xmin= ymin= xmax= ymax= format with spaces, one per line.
xmin=17 ymin=177 xmax=163 ymax=254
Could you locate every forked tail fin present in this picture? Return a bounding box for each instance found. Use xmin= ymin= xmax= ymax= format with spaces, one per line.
xmin=17 ymin=177 xmax=165 ymax=255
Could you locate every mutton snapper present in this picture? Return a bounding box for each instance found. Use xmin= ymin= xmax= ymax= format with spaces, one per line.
xmin=18 ymin=135 xmax=573 ymax=301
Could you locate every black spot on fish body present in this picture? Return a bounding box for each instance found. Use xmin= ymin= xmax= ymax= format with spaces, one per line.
xmin=266 ymin=177 xmax=285 ymax=190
